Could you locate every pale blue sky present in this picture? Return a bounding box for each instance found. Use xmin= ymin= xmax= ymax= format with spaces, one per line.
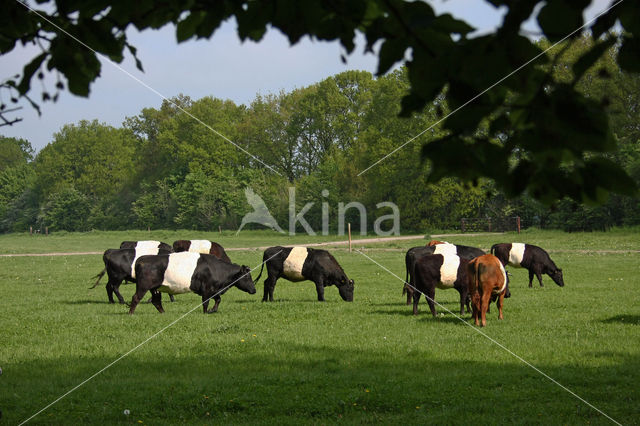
xmin=0 ymin=1 xmax=613 ymax=153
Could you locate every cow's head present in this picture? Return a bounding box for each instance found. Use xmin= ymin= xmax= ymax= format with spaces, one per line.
xmin=337 ymin=277 xmax=354 ymax=302
xmin=549 ymin=268 xmax=564 ymax=287
xmin=234 ymin=265 xmax=257 ymax=294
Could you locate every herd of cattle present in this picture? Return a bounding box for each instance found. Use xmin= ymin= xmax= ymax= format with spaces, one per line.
xmin=92 ymin=239 xmax=564 ymax=326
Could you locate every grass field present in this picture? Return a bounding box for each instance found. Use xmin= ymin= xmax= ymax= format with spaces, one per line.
xmin=0 ymin=230 xmax=638 ymax=424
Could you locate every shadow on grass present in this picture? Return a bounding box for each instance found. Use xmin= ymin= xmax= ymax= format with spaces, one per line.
xmin=601 ymin=314 xmax=640 ymax=325
xmin=3 ymin=343 xmax=638 ymax=425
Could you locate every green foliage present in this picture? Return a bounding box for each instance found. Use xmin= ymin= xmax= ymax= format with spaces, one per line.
xmin=38 ymin=185 xmax=92 ymax=231
xmin=3 ymin=1 xmax=640 ymax=204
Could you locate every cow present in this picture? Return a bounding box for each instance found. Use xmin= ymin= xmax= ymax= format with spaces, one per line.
xmin=120 ymin=240 xmax=173 ymax=252
xmin=411 ymin=253 xmax=471 ymax=317
xmin=254 ymin=246 xmax=354 ymax=302
xmin=468 ymin=254 xmax=508 ymax=327
xmin=403 ymin=242 xmax=485 ymax=304
xmin=128 ymin=252 xmax=256 ymax=314
xmin=172 ymin=240 xmax=231 ymax=263
xmin=91 ymin=246 xmax=173 ymax=304
xmin=490 ymin=243 xmax=564 ymax=287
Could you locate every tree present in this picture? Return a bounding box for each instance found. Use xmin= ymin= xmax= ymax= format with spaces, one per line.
xmin=2 ymin=1 xmax=639 ymax=205
xmin=0 ymin=136 xmax=34 ymax=171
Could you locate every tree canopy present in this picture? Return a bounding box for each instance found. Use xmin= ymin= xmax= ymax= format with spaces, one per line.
xmin=1 ymin=0 xmax=639 ymax=205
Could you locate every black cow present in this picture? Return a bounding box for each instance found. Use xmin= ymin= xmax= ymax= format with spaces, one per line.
xmin=128 ymin=252 xmax=256 ymax=314
xmin=412 ymin=253 xmax=471 ymax=317
xmin=91 ymin=247 xmax=173 ymax=304
xmin=403 ymin=243 xmax=485 ymax=304
xmin=120 ymin=240 xmax=173 ymax=252
xmin=490 ymin=243 xmax=564 ymax=287
xmin=172 ymin=240 xmax=231 ymax=263
xmin=254 ymin=246 xmax=354 ymax=302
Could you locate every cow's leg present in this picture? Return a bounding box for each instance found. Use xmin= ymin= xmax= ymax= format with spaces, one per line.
xmin=535 ymin=268 xmax=544 ymax=287
xmin=314 ymin=279 xmax=326 ymax=302
xmin=201 ymin=291 xmax=211 ymax=313
xmin=471 ymin=292 xmax=481 ymax=326
xmin=169 ymin=294 xmax=175 ymax=302
xmin=528 ymin=269 xmax=535 ymax=288
xmin=480 ymin=290 xmax=492 ymax=327
xmin=425 ymin=286 xmax=437 ymax=317
xmin=105 ymin=276 xmax=122 ymax=304
xmin=456 ymin=287 xmax=467 ymax=315
xmin=150 ymin=290 xmax=164 ymax=313
xmin=128 ymin=288 xmax=148 ymax=314
xmin=263 ymin=276 xmax=277 ymax=302
xmin=497 ymin=292 xmax=505 ymax=320
xmin=412 ymin=290 xmax=421 ymax=316
xmin=207 ymin=296 xmax=222 ymax=313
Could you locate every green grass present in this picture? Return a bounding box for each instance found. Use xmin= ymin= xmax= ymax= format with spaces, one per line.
xmin=0 ymin=230 xmax=638 ymax=424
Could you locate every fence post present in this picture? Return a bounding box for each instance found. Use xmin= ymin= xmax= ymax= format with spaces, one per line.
xmin=517 ymin=216 xmax=521 ymax=234
xmin=348 ymin=223 xmax=352 ymax=252
xmin=30 ymin=226 xmax=33 ymax=235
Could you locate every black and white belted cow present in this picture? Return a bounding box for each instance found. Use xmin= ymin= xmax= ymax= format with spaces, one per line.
xmin=91 ymin=242 xmax=173 ymax=304
xmin=490 ymin=243 xmax=564 ymax=288
xmin=128 ymin=252 xmax=256 ymax=314
xmin=172 ymin=240 xmax=231 ymax=263
xmin=412 ymin=253 xmax=471 ymax=317
xmin=254 ymin=246 xmax=354 ymax=302
xmin=403 ymin=242 xmax=485 ymax=304
xmin=120 ymin=240 xmax=173 ymax=252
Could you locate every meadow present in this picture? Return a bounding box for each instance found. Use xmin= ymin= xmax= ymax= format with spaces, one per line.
xmin=0 ymin=229 xmax=638 ymax=425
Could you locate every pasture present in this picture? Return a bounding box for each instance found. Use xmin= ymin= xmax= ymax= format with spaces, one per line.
xmin=0 ymin=229 xmax=638 ymax=424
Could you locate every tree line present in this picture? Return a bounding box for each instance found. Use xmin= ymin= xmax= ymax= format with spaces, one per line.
xmin=1 ymin=37 xmax=638 ymax=234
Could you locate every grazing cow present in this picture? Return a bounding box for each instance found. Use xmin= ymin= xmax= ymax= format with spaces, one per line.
xmin=468 ymin=254 xmax=508 ymax=326
xmin=254 ymin=246 xmax=354 ymax=302
xmin=403 ymin=243 xmax=485 ymax=304
xmin=128 ymin=252 xmax=256 ymax=314
xmin=91 ymin=246 xmax=173 ymax=304
xmin=412 ymin=253 xmax=471 ymax=316
xmin=172 ymin=240 xmax=231 ymax=263
xmin=490 ymin=243 xmax=564 ymax=287
xmin=120 ymin=240 xmax=173 ymax=252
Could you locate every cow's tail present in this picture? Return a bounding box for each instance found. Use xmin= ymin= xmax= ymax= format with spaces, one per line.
xmin=253 ymin=260 xmax=266 ymax=284
xmin=402 ymin=266 xmax=409 ymax=295
xmin=89 ymin=269 xmax=106 ymax=289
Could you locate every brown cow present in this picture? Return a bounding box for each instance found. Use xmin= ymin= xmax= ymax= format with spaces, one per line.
xmin=427 ymin=240 xmax=448 ymax=246
xmin=467 ymin=254 xmax=508 ymax=327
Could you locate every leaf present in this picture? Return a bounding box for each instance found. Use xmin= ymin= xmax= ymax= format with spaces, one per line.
xmin=537 ymin=0 xmax=588 ymax=41
xmin=176 ymin=11 xmax=206 ymax=43
xmin=17 ymin=52 xmax=47 ymax=95
xmin=618 ymin=36 xmax=640 ymax=73
xmin=377 ymin=38 xmax=407 ymax=76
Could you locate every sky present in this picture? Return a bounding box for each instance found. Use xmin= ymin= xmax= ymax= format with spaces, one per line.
xmin=0 ymin=1 xmax=614 ymax=153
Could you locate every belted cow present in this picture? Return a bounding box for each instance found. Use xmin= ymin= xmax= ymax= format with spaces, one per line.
xmin=255 ymin=246 xmax=354 ymax=302
xmin=128 ymin=252 xmax=256 ymax=314
xmin=172 ymin=240 xmax=231 ymax=263
xmin=91 ymin=244 xmax=173 ymax=304
xmin=120 ymin=240 xmax=172 ymax=252
xmin=468 ymin=254 xmax=508 ymax=327
xmin=490 ymin=243 xmax=564 ymax=287
xmin=403 ymin=243 xmax=485 ymax=304
xmin=412 ymin=253 xmax=471 ymax=317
